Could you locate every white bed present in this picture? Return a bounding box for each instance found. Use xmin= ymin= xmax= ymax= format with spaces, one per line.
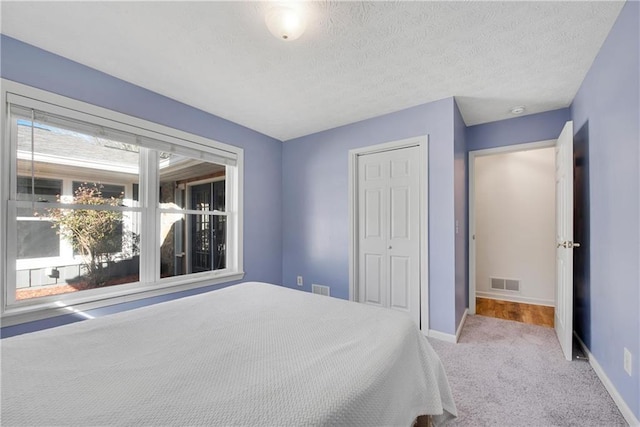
xmin=1 ymin=282 xmax=457 ymax=426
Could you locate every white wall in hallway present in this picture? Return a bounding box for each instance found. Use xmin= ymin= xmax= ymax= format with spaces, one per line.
xmin=475 ymin=147 xmax=556 ymax=306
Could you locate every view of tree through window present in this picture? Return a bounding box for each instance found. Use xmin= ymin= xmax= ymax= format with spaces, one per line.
xmin=46 ymin=183 xmax=138 ymax=288
xmin=4 ymin=88 xmax=242 ymax=315
xmin=13 ymin=114 xmax=140 ymax=300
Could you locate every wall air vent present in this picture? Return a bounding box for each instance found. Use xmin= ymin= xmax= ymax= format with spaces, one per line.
xmin=491 ymin=277 xmax=505 ymax=290
xmin=311 ymin=284 xmax=330 ymax=297
xmin=505 ymin=279 xmax=520 ymax=291
xmin=490 ymin=277 xmax=520 ymax=292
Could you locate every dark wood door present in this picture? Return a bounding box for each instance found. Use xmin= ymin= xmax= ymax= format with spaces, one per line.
xmin=190 ymin=181 xmax=226 ymax=273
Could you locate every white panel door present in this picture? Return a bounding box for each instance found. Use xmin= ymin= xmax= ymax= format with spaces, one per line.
xmin=555 ymin=121 xmax=574 ymax=361
xmin=358 ymin=146 xmax=420 ymax=326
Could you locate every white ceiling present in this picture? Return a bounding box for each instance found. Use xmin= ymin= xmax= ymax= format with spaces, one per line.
xmin=1 ymin=1 xmax=625 ymax=141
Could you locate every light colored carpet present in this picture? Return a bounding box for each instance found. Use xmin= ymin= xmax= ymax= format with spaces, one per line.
xmin=428 ymin=315 xmax=627 ymax=426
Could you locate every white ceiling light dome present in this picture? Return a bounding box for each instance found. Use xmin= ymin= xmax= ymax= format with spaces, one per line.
xmin=265 ymin=5 xmax=307 ymax=41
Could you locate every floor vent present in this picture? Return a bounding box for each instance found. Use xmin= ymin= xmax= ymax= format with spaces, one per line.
xmin=490 ymin=277 xmax=520 ymax=292
xmin=312 ymin=284 xmax=330 ymax=297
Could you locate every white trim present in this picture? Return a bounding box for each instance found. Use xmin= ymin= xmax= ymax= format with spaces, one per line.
xmin=468 ymin=139 xmax=556 ymax=315
xmin=428 ymin=329 xmax=457 ymax=343
xmin=12 ymin=200 xmax=141 ymax=212
xmin=428 ymin=309 xmax=467 ymax=344
xmin=574 ymin=334 xmax=640 ymax=427
xmin=475 ymin=292 xmax=555 ymax=307
xmin=348 ymin=136 xmax=429 ymax=334
xmin=455 ymin=308 xmax=468 ymax=342
xmin=419 ymin=140 xmax=429 ymax=336
xmin=2 ymin=84 xmax=11 ymax=310
xmin=158 ymin=208 xmax=228 ymax=216
xmin=230 ymin=149 xmax=244 ymax=276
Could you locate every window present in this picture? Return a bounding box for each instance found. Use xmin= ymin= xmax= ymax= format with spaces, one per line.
xmin=157 ymin=158 xmax=227 ymax=278
xmin=1 ymin=81 xmax=244 ymax=321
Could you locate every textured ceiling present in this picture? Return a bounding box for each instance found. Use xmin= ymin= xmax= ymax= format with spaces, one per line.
xmin=1 ymin=1 xmax=625 ymax=141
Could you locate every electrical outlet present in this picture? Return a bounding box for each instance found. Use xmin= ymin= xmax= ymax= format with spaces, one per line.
xmin=296 ymin=276 xmax=303 ymax=287
xmin=624 ymin=348 xmax=632 ymax=376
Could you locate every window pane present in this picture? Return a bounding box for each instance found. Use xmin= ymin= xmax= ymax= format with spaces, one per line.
xmin=17 ymin=118 xmax=139 ymax=170
xmin=158 ymin=153 xmax=225 ymax=211
xmin=15 ymin=212 xmax=140 ymax=301
xmin=16 ymin=119 xmax=139 ymax=208
xmin=158 ymin=153 xmax=227 ymax=280
xmin=17 ymin=220 xmax=60 ymax=259
xmin=160 ymin=213 xmax=226 ymax=278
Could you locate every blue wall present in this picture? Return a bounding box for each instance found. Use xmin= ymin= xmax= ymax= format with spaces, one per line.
xmin=571 ymin=0 xmax=639 ymax=419
xmin=0 ymin=35 xmax=284 ymax=337
xmin=282 ymin=98 xmax=459 ymax=334
xmin=466 ymin=108 xmax=571 ymax=152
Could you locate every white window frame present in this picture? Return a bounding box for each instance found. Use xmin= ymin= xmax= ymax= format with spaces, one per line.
xmin=0 ymin=80 xmax=244 ymax=326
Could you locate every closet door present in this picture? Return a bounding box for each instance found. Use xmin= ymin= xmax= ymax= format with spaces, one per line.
xmin=357 ymin=146 xmax=420 ymax=326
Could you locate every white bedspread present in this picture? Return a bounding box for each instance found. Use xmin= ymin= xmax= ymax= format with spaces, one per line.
xmin=1 ymin=282 xmax=456 ymax=426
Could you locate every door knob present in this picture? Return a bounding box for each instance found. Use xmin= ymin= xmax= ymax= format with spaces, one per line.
xmin=557 ymin=241 xmax=581 ymax=248
xmin=388 ymin=246 xmax=392 ymax=249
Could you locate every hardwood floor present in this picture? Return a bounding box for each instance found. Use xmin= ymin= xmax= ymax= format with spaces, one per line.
xmin=476 ymin=297 xmax=554 ymax=328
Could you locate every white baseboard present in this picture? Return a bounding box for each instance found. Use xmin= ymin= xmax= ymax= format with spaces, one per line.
xmin=574 ymin=334 xmax=640 ymax=427
xmin=428 ymin=329 xmax=457 ymax=343
xmin=455 ymin=309 xmax=468 ymax=342
xmin=429 ymin=309 xmax=469 ymax=344
xmin=476 ymin=291 xmax=554 ymax=307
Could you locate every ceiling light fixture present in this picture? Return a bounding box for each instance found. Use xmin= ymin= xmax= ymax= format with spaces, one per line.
xmin=510 ymin=106 xmax=526 ymax=115
xmin=265 ymin=5 xmax=307 ymax=41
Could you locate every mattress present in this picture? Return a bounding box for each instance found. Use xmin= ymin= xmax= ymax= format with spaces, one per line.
xmin=1 ymin=282 xmax=457 ymax=426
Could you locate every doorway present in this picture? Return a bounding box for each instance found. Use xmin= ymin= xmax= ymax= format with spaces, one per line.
xmin=469 ymin=139 xmax=557 ymax=328
xmin=348 ymin=136 xmax=428 ymax=332
xmin=189 ymin=180 xmax=226 ymax=273
xmin=469 ymin=121 xmax=581 ymax=361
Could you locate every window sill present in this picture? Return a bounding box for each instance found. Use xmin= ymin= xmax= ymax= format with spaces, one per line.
xmin=1 ymin=271 xmax=245 ymax=328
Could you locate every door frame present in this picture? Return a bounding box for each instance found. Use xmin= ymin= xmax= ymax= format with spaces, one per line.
xmin=348 ymin=136 xmax=429 ymax=334
xmin=468 ymin=139 xmax=556 ymax=314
